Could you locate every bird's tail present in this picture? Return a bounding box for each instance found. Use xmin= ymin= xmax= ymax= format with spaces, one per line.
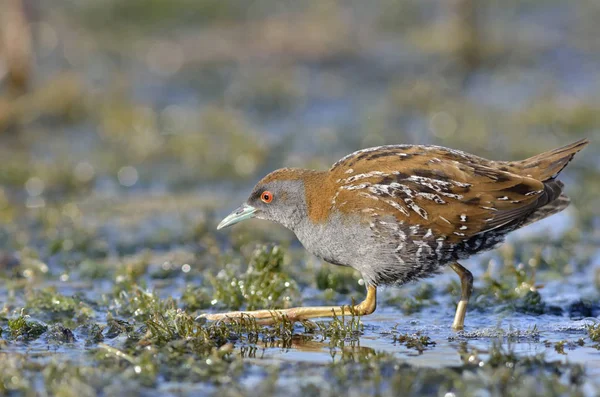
xmin=508 ymin=138 xmax=589 ymax=182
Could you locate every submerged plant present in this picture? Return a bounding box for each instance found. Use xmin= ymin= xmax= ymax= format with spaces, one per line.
xmin=393 ymin=332 xmax=436 ymax=353
xmin=25 ymin=288 xmax=93 ymax=323
xmin=587 ymin=323 xmax=600 ymax=342
xmin=8 ymin=315 xmax=48 ymax=340
xmin=208 ymin=245 xmax=299 ymax=311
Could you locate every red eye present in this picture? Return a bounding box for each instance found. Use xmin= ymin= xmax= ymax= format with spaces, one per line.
xmin=261 ymin=191 xmax=273 ymax=203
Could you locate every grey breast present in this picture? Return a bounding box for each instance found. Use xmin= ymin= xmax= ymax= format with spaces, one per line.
xmin=292 ymin=211 xmax=375 ymax=270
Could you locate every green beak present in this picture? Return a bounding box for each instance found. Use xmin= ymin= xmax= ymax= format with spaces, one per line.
xmin=217 ymin=204 xmax=257 ymax=230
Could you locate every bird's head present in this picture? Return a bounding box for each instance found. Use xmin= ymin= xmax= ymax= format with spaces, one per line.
xmin=217 ymin=168 xmax=325 ymax=231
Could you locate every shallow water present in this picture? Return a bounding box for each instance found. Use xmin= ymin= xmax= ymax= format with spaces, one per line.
xmin=1 ymin=0 xmax=600 ymax=395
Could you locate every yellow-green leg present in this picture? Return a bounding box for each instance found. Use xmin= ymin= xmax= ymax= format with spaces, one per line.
xmin=199 ymin=285 xmax=377 ymax=325
xmin=450 ymin=262 xmax=473 ymax=331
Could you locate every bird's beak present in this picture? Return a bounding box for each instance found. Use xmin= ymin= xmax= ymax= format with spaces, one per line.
xmin=217 ymin=204 xmax=257 ymax=230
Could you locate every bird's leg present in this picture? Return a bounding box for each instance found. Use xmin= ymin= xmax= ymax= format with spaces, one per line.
xmin=449 ymin=262 xmax=473 ymax=331
xmin=200 ymin=285 xmax=377 ymax=325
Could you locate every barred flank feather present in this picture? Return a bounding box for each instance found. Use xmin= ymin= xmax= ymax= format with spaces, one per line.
xmin=520 ymin=194 xmax=570 ymax=228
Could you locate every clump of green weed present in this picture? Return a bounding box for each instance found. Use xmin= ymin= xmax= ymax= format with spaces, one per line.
xmin=208 ymin=245 xmax=299 ymax=311
xmin=25 ymin=287 xmax=93 ymax=323
xmin=144 ymin=308 xmax=210 ymax=346
xmin=314 ymin=310 xmax=363 ymax=343
xmin=569 ymin=299 xmax=597 ymax=319
xmin=393 ymin=332 xmax=436 ymax=353
xmin=8 ymin=315 xmax=48 ymax=340
xmin=45 ymin=324 xmax=76 ymax=344
xmin=78 ymin=323 xmax=105 ymax=345
xmin=515 ymin=290 xmax=562 ymax=315
xmin=385 ymin=283 xmax=438 ymax=315
xmin=114 ymin=255 xmax=151 ymax=286
xmin=110 ymin=287 xmax=176 ymax=322
xmin=180 ymin=285 xmax=213 ymax=311
xmin=472 ymin=253 xmax=561 ymax=315
xmin=315 ymin=265 xmax=363 ymax=294
xmin=542 ymin=339 xmax=581 ymax=355
xmin=587 ymin=323 xmax=600 ymax=342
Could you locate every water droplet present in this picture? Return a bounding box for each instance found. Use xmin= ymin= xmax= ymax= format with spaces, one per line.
xmin=117 ymin=166 xmax=139 ymax=187
xmin=74 ymin=162 xmax=95 ymax=182
xmin=25 ymin=177 xmax=45 ymax=196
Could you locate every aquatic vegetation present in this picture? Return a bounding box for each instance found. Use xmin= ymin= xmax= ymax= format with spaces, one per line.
xmin=207 ymin=244 xmax=299 ymax=311
xmin=0 ymin=0 xmax=598 ymax=395
xmin=315 ymin=265 xmax=363 ymax=295
xmin=384 ymin=282 xmax=439 ymax=315
xmin=8 ymin=315 xmax=47 ymax=340
xmin=587 ymin=323 xmax=600 ymax=343
xmin=392 ymin=332 xmax=436 ymax=353
xmin=314 ymin=310 xmax=364 ymax=343
xmin=25 ymin=287 xmax=93 ymax=323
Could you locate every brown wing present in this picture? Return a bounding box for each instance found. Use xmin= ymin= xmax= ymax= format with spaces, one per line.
xmin=328 ymin=145 xmax=547 ymax=242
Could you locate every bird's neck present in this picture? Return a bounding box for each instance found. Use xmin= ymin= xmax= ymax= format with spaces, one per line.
xmin=299 ymin=170 xmax=336 ymax=225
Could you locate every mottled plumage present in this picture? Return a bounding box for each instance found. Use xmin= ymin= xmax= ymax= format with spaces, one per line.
xmin=207 ymin=139 xmax=588 ymax=330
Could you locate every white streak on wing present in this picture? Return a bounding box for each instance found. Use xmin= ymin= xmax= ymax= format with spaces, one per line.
xmin=460 ymin=214 xmax=467 ymax=222
xmin=409 ymin=175 xmax=452 ymax=187
xmin=439 ymin=216 xmax=452 ymax=225
xmin=525 ymin=190 xmax=543 ymax=196
xmin=407 ymin=175 xmax=465 ymax=199
xmin=424 ymin=228 xmax=433 ymax=238
xmin=331 ymin=190 xmax=341 ymax=205
xmin=343 ymin=171 xmax=388 ymax=183
xmin=404 ymin=199 xmax=428 ymax=219
xmin=481 ymin=206 xmax=498 ymax=211
xmin=382 ymin=198 xmax=410 ymax=217
xmin=345 ymin=168 xmax=354 ymax=174
xmin=417 ymin=192 xmax=446 ymax=204
xmin=342 ymin=183 xmax=371 ymax=190
xmin=358 ymin=192 xmax=380 ymax=201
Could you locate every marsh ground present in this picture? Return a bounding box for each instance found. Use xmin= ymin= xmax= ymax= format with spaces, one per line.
xmin=0 ymin=1 xmax=599 ymax=395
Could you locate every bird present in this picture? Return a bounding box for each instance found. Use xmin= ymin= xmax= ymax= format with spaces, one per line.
xmin=202 ymin=138 xmax=589 ymax=330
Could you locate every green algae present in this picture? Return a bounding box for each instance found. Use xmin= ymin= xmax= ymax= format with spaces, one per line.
xmin=207 ymin=244 xmax=299 ymax=311
xmin=8 ymin=315 xmax=48 ymax=341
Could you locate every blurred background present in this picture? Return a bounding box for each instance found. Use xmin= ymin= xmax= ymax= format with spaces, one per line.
xmin=1 ymin=0 xmax=598 ymax=216
xmin=0 ymin=0 xmax=598 ymax=285
xmin=1 ymin=0 xmax=600 ymax=394
xmin=1 ymin=0 xmax=599 ymax=289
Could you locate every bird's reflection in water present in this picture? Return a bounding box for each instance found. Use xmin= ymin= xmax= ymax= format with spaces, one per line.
xmin=237 ymin=334 xmax=378 ymax=362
